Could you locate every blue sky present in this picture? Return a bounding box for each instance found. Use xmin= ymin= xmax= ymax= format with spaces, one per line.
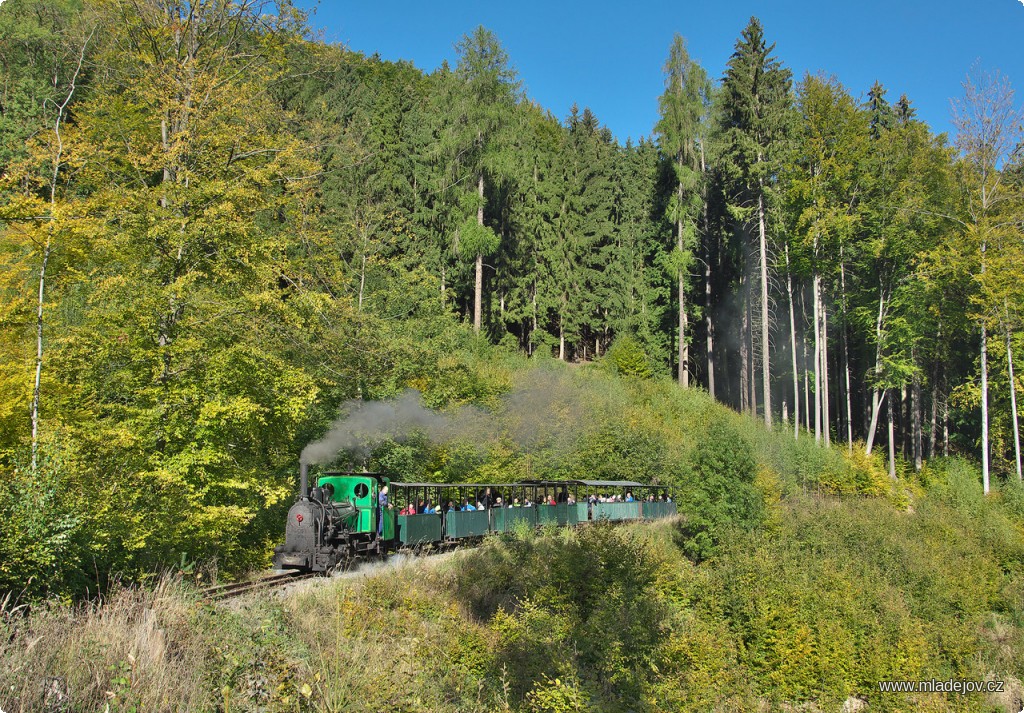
xmin=295 ymin=0 xmax=1024 ymax=146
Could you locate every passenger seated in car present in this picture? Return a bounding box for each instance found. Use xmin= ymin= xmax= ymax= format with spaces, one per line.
xmin=460 ymin=498 xmax=476 ymax=511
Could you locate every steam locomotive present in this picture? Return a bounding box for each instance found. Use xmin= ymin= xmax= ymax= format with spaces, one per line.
xmin=272 ymin=463 xmax=676 ymax=573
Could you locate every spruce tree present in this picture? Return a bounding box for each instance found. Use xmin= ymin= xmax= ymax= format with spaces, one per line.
xmin=655 ymin=34 xmax=710 ymax=387
xmin=720 ymin=17 xmax=793 ymax=427
xmin=453 ymin=27 xmax=521 ymax=334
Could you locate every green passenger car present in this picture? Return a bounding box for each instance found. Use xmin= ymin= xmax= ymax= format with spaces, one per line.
xmin=492 ymin=507 xmax=538 ymax=532
xmin=397 ymin=514 xmax=442 ymax=545
xmin=446 ymin=510 xmax=490 ymax=538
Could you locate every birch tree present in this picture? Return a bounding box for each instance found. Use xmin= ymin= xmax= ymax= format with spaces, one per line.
xmin=951 ymin=66 xmax=1023 ymax=494
xmin=0 ymin=0 xmax=96 ymax=471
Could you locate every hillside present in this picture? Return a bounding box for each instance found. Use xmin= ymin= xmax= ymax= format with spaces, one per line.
xmin=3 ymin=469 xmax=1023 ymax=712
xmin=3 ymin=0 xmax=1024 ymax=604
xmin=4 ymin=365 xmax=1024 ymax=711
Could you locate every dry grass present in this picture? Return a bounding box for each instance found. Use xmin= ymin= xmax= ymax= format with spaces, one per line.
xmin=283 ymin=557 xmax=504 ymax=713
xmin=0 ymin=576 xmax=209 ymax=712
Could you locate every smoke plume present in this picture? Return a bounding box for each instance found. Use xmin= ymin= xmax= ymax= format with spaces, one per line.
xmin=299 ymin=370 xmax=588 ymax=465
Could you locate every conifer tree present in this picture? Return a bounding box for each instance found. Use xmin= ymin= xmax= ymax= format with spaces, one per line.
xmin=720 ymin=17 xmax=793 ymax=427
xmin=656 ymin=34 xmax=710 ymax=387
xmin=453 ymin=27 xmax=521 ymax=334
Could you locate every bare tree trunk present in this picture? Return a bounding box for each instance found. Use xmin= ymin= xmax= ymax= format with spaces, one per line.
xmin=821 ymin=289 xmax=831 ymax=449
xmin=674 ymin=153 xmax=690 ymax=388
xmin=900 ymin=386 xmax=908 ymax=457
xmin=473 ymin=172 xmax=484 ymax=334
xmin=30 ymin=243 xmax=51 ymax=474
xmin=929 ymin=330 xmax=941 ymax=458
xmin=942 ymin=382 xmax=949 ymax=457
xmin=866 ymin=288 xmax=888 ymax=455
xmin=529 ymin=279 xmax=536 ymax=356
xmin=812 ymin=272 xmax=822 ymax=444
xmin=749 ymin=291 xmax=758 ymax=417
xmin=701 ymin=146 xmax=715 ymax=399
xmin=705 ymin=263 xmax=715 ymax=398
xmin=866 ymin=390 xmax=887 ymax=456
xmin=801 ymin=287 xmax=811 ymax=433
xmin=929 ymin=369 xmax=939 ymax=459
xmin=887 ymin=389 xmax=897 ymax=479
xmin=161 ymin=118 xmax=170 ymax=207
xmin=757 ymin=190 xmax=771 ymax=428
xmin=678 ymin=217 xmax=688 ymax=388
xmin=358 ymin=213 xmax=372 ymax=312
xmin=951 ymin=68 xmax=1020 ymax=492
xmin=358 ymin=253 xmax=366 ymax=311
xmin=841 ymin=257 xmax=853 ymax=451
xmin=912 ymin=368 xmax=923 ymax=472
xmin=747 ymin=235 xmax=759 ymax=419
xmin=741 ymin=273 xmax=750 ymax=415
xmin=1005 ymin=311 xmax=1022 ymax=480
xmin=981 ymin=321 xmax=990 ymax=494
xmin=786 ymin=244 xmax=799 ymax=440
xmin=863 ymin=384 xmax=871 ymax=443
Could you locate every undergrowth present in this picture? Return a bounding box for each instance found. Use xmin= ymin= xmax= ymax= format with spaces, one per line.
xmin=3 ymin=462 xmax=1023 ymax=712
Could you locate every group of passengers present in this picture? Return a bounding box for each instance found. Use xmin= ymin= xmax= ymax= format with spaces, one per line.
xmin=591 ymin=491 xmax=672 ymax=504
xmin=396 ymin=488 xmax=671 ymax=515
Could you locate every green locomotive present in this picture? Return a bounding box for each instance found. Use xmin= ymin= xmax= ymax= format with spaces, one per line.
xmin=273 ymin=465 xmax=394 ymax=572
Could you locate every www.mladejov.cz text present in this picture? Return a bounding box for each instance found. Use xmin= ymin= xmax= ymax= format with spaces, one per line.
xmin=877 ymin=679 xmax=1005 ymax=694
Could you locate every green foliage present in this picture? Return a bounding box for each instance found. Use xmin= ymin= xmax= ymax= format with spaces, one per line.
xmin=602 ymin=334 xmax=653 ymax=378
xmin=524 ymin=673 xmax=589 ymax=713
xmin=719 ymin=17 xmax=793 ymax=196
xmin=675 ymin=412 xmax=764 ymax=562
xmin=6 ymin=478 xmax=1024 ymax=711
xmin=0 ymin=449 xmax=82 ymax=599
xmin=458 ymin=216 xmax=501 ymax=259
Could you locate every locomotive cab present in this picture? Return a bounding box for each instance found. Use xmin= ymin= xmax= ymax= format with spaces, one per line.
xmin=316 ymin=473 xmax=395 ymax=543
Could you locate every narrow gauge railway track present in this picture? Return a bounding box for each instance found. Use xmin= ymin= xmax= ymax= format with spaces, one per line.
xmin=199 ymin=571 xmax=317 ymax=602
xmin=200 ymin=545 xmax=458 ymax=602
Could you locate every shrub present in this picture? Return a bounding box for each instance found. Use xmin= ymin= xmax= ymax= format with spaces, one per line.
xmin=602 ymin=334 xmax=653 ymax=378
xmin=674 ymin=412 xmax=764 ymax=562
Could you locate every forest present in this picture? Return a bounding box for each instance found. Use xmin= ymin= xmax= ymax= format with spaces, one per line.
xmin=1 ymin=0 xmax=1023 ymax=600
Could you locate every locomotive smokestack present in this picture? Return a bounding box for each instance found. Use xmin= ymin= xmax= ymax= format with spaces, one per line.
xmin=300 ymin=462 xmax=309 ymax=499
